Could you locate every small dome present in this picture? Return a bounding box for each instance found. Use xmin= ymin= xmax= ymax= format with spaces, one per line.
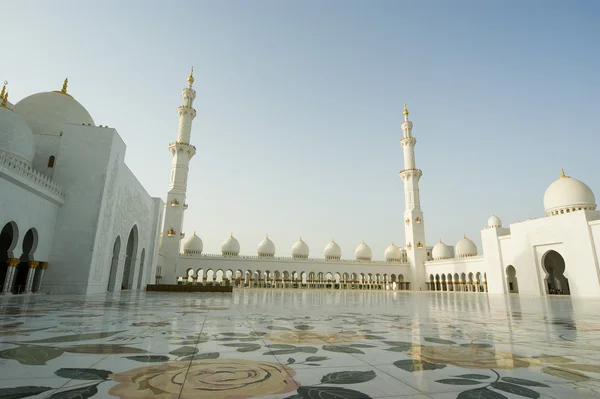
xmin=432 ymin=241 xmax=451 ymax=260
xmin=543 ymin=170 xmax=596 ymax=216
xmin=183 ymin=232 xmax=203 ymax=255
xmin=291 ymin=237 xmax=309 ymax=259
xmin=221 ymin=233 xmax=240 ymax=256
xmin=384 ymin=243 xmax=402 ymax=262
xmin=324 ymin=239 xmax=342 ymax=260
xmin=354 ymin=241 xmax=372 ymax=261
xmin=257 ymin=236 xmax=276 ymax=257
xmin=456 ymin=235 xmax=477 ymax=258
xmin=0 ymin=107 xmax=35 ymax=164
xmin=487 ymin=215 xmax=502 ymax=228
xmin=14 ymin=90 xmax=95 ymax=137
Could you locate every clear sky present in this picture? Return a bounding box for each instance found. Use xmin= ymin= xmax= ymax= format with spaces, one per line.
xmin=3 ymin=1 xmax=599 ymax=259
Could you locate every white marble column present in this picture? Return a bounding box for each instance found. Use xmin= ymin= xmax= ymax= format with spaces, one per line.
xmin=33 ymin=262 xmax=48 ymax=292
xmin=24 ymin=261 xmax=39 ymax=293
xmin=1 ymin=258 xmax=20 ymax=295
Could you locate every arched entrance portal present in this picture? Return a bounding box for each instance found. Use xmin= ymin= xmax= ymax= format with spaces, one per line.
xmin=506 ymin=265 xmax=519 ymax=293
xmin=0 ymin=222 xmax=18 ymax=290
xmin=542 ymin=250 xmax=570 ymax=295
xmin=107 ymin=237 xmax=121 ymax=291
xmin=136 ymin=249 xmax=146 ymax=289
xmin=14 ymin=229 xmax=37 ymax=294
xmin=121 ymin=226 xmax=138 ymax=290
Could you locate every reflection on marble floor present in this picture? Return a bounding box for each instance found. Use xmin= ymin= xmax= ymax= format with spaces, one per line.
xmin=1 ymin=290 xmax=600 ymax=399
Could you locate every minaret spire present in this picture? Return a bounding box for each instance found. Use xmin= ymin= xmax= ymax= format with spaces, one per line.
xmin=0 ymin=81 xmax=6 ymax=99
xmin=159 ymin=69 xmax=199 ymax=283
xmin=398 ymin=102 xmax=426 ymax=290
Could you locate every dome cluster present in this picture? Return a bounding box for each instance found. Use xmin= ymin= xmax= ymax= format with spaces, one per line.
xmin=182 ymin=234 xmax=407 ymax=261
xmin=543 ymin=170 xmax=596 ymax=216
xmin=0 ymin=79 xmax=95 ymax=170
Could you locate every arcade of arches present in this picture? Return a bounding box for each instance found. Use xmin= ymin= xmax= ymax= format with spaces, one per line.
xmin=0 ymin=222 xmax=48 ymax=294
xmin=427 ymin=272 xmax=488 ymax=293
xmin=107 ymin=225 xmax=146 ymax=292
xmin=178 ymin=269 xmax=411 ymax=290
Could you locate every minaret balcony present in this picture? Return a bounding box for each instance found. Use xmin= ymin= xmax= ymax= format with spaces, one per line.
xmin=167 ymin=228 xmax=176 ymax=237
xmin=171 ymin=199 xmax=179 ymax=206
xmin=169 ymin=141 xmax=197 ymax=150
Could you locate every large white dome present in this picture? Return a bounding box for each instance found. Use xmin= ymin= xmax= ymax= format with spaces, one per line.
xmin=324 ymin=239 xmax=342 ymax=260
xmin=543 ymin=170 xmax=596 ymax=216
xmin=384 ymin=243 xmax=402 ymax=262
xmin=487 ymin=215 xmax=502 ymax=228
xmin=354 ymin=241 xmax=372 ymax=261
xmin=257 ymin=236 xmax=276 ymax=257
xmin=221 ymin=234 xmax=240 ymax=256
xmin=14 ymin=88 xmax=95 ymax=137
xmin=0 ymin=107 xmax=35 ymax=164
xmin=291 ymin=238 xmax=309 ymax=259
xmin=183 ymin=232 xmax=203 ymax=255
xmin=456 ymin=235 xmax=477 ymax=258
xmin=432 ymin=241 xmax=452 ymax=260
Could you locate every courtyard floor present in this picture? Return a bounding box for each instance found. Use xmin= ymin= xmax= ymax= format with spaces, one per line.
xmin=1 ymin=289 xmax=600 ymax=398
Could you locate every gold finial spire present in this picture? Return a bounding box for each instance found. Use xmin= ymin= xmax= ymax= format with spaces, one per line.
xmin=0 ymin=91 xmax=7 ymax=108
xmin=230 ymin=232 xmax=233 ymax=237
xmin=463 ymin=234 xmax=466 ymax=239
xmin=60 ymin=78 xmax=68 ymax=94
xmin=0 ymin=81 xmax=6 ymax=99
xmin=403 ymin=103 xmax=409 ymax=116
xmin=560 ymin=168 xmax=566 ymax=178
xmin=188 ymin=66 xmax=195 ymax=84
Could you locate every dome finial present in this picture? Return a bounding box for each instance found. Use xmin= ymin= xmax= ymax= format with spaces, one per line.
xmin=560 ymin=168 xmax=567 ymax=178
xmin=230 ymin=232 xmax=233 ymax=237
xmin=60 ymin=78 xmax=68 ymax=94
xmin=0 ymin=91 xmax=8 ymax=108
xmin=0 ymin=81 xmax=6 ymax=99
xmin=403 ymin=103 xmax=409 ymax=116
xmin=463 ymin=233 xmax=466 ymax=239
xmin=187 ymin=66 xmax=195 ymax=85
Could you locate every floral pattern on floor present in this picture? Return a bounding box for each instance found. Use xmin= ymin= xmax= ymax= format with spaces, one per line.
xmin=1 ymin=290 xmax=600 ymax=398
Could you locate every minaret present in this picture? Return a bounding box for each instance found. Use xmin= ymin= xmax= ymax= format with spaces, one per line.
xmin=398 ymin=104 xmax=427 ymax=290
xmin=160 ymin=68 xmax=197 ymax=283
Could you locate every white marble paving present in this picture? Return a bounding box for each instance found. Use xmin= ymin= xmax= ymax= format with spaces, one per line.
xmin=0 ymin=290 xmax=600 ymax=398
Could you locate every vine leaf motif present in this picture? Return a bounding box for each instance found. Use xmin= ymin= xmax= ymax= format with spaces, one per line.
xmin=63 ymin=344 xmax=147 ymax=354
xmin=181 ymin=352 xmax=220 ymax=361
xmin=287 ymin=358 xmax=296 ymax=364
xmin=322 ymin=345 xmax=365 ymax=355
xmin=266 ymin=326 xmax=292 ymax=331
xmin=424 ymin=337 xmax=456 ymax=345
xmin=321 ymin=370 xmax=376 ymax=384
xmin=491 ymin=382 xmax=540 ymax=398
xmin=542 ymin=366 xmax=589 ymax=381
xmin=435 ymin=379 xmax=483 ymax=385
xmin=453 ymin=374 xmax=491 ymax=380
xmin=54 ymin=368 xmax=112 ymax=380
xmin=382 ymin=341 xmax=412 ymax=351
xmin=458 ymin=387 xmax=507 ymax=399
xmin=24 ymin=331 xmax=125 ymax=344
xmin=222 ymin=343 xmax=262 ymax=352
xmin=559 ymin=363 xmax=600 ymax=373
xmin=393 ymin=359 xmax=446 ymax=372
xmin=501 ymin=377 xmax=549 ymax=387
xmin=297 ymin=386 xmax=373 ymax=398
xmin=46 ymin=382 xmax=100 ymax=399
xmin=220 ymin=333 xmax=248 ymax=337
xmin=267 ymin=344 xmax=296 ymax=349
xmin=295 ymin=324 xmax=314 ymax=331
xmin=460 ymin=343 xmax=493 ymax=349
xmin=0 ymin=386 xmax=53 ymax=399
xmin=0 ymin=345 xmax=64 ymax=365
xmin=306 ymin=356 xmax=329 ymax=362
xmin=124 ymin=355 xmax=171 ymax=363
xmin=169 ymin=346 xmax=198 ymax=356
xmin=363 ymin=335 xmax=386 ymax=340
xmin=350 ymin=344 xmax=377 ymax=348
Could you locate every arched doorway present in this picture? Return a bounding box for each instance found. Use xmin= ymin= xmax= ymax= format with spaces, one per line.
xmin=0 ymin=222 xmax=18 ymax=290
xmin=121 ymin=226 xmax=138 ymax=290
xmin=107 ymin=236 xmax=121 ymax=291
xmin=136 ymin=249 xmax=146 ymax=289
xmin=506 ymin=265 xmax=519 ymax=293
xmin=542 ymin=250 xmax=570 ymax=295
xmin=14 ymin=228 xmax=37 ymax=294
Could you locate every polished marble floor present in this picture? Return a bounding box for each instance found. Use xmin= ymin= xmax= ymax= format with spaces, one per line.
xmin=1 ymin=290 xmax=600 ymax=398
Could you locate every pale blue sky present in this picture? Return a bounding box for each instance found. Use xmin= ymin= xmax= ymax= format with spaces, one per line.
xmin=3 ymin=1 xmax=599 ymax=259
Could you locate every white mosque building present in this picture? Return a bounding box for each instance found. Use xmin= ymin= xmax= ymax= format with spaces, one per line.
xmin=2 ymin=71 xmax=599 ymax=297
xmin=0 ymin=80 xmax=163 ymax=295
xmin=160 ymin=74 xmax=600 ymax=297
